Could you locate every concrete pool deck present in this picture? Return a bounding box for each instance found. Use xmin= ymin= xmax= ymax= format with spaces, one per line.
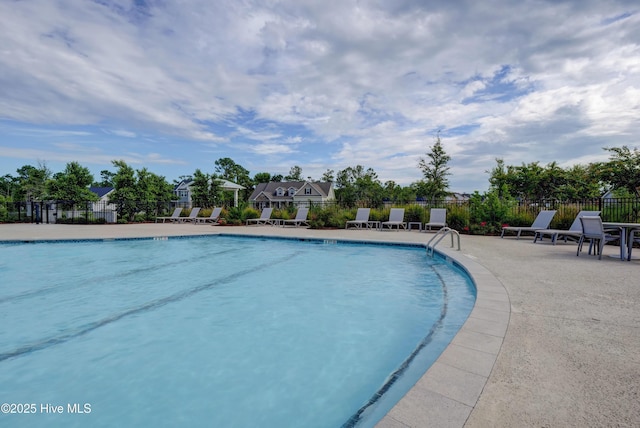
xmin=1 ymin=223 xmax=638 ymax=427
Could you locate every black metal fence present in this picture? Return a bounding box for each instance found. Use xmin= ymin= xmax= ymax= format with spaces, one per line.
xmin=1 ymin=198 xmax=639 ymax=225
xmin=0 ymin=200 xmax=192 ymax=224
xmin=505 ymin=198 xmax=640 ymax=223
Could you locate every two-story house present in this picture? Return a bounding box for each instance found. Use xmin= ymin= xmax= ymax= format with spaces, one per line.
xmin=249 ymin=181 xmax=335 ymax=209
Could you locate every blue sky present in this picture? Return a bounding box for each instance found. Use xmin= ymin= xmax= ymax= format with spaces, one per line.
xmin=1 ymin=0 xmax=639 ymax=192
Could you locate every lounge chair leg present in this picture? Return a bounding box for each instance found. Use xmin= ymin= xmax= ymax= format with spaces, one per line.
xmin=598 ymin=240 xmax=604 ymax=260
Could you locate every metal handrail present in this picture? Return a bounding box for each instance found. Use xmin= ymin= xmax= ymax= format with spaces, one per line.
xmin=426 ymin=227 xmax=461 ymax=256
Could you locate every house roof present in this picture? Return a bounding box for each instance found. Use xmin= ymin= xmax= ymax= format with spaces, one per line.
xmin=249 ymin=181 xmax=333 ymax=201
xmin=89 ymin=186 xmax=114 ymax=198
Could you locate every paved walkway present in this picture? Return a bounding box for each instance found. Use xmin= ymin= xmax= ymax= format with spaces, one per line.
xmin=1 ymin=223 xmax=638 ymax=427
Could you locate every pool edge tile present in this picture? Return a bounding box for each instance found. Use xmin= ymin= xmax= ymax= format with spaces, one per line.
xmin=375 ymin=244 xmax=509 ymax=428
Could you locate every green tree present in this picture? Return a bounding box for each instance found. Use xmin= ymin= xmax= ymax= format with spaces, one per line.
xmin=108 ymin=160 xmax=139 ymax=221
xmin=285 ymin=165 xmax=303 ymax=181
xmin=46 ymin=161 xmax=97 ymax=208
xmin=253 ymin=172 xmax=271 ymax=184
xmin=214 ymin=158 xmax=250 ymax=182
xmin=417 ymin=132 xmax=451 ymax=202
xmin=190 ymin=169 xmax=223 ymax=208
xmin=489 ymin=159 xmax=602 ymax=201
xmin=0 ymin=174 xmax=19 ymax=200
xmin=214 ymin=157 xmax=252 ymax=201
xmin=210 ymin=175 xmax=224 ymax=205
xmin=108 ymin=161 xmax=174 ymax=221
xmin=487 ymin=158 xmax=510 ymax=199
xmin=191 ymin=169 xmax=212 ymax=207
xmin=504 ymin=162 xmax=545 ymax=200
xmin=384 ymin=180 xmax=415 ymax=204
xmin=135 ymin=168 xmax=175 ymax=219
xmin=384 ymin=180 xmax=399 ymax=201
xmin=321 ymin=169 xmax=334 ymax=182
xmin=558 ymin=164 xmax=602 ymax=199
xmin=539 ymin=162 xmax=567 ymax=200
xmin=92 ymin=170 xmax=116 ymax=187
xmin=15 ymin=163 xmax=51 ymax=201
xmin=596 ymin=146 xmax=640 ymax=197
xmin=336 ymin=165 xmax=384 ymax=208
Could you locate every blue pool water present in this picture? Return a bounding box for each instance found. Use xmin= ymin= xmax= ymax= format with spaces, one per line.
xmin=0 ymin=235 xmax=475 ymax=427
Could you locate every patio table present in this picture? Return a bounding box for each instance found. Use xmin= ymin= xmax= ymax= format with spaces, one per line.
xmin=368 ymin=221 xmax=381 ymax=230
xmin=603 ymin=222 xmax=640 ymax=260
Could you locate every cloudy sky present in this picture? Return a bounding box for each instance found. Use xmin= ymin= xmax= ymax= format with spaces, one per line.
xmin=1 ymin=0 xmax=639 ymax=192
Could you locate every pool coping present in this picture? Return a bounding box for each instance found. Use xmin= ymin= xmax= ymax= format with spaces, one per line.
xmin=374 ymin=241 xmax=509 ymax=428
xmin=0 ymin=225 xmax=509 ymax=428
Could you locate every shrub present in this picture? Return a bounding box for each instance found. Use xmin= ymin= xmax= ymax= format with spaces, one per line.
xmin=377 ymin=207 xmax=392 ymax=222
xmin=369 ymin=208 xmax=386 ymax=222
xmin=272 ymin=208 xmax=291 ymax=220
xmin=472 ymin=192 xmax=512 ymax=223
xmin=308 ymin=206 xmax=346 ymax=228
xmin=242 ymin=207 xmax=260 ymax=221
xmin=552 ymin=208 xmax=579 ymax=230
xmin=199 ymin=207 xmax=214 ymax=218
xmin=308 ymin=208 xmax=330 ymax=229
xmin=405 ymin=205 xmax=426 ymax=223
xmin=134 ymin=212 xmax=148 ymax=222
xmin=447 ymin=205 xmax=469 ymax=231
xmin=503 ymin=212 xmax=534 ymax=227
xmin=468 ymin=191 xmax=517 ymax=234
xmin=56 ymin=216 xmax=107 ymax=224
xmin=223 ymin=203 xmax=251 ymax=223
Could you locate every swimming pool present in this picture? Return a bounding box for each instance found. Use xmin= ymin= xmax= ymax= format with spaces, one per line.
xmin=0 ymin=235 xmax=475 ymax=427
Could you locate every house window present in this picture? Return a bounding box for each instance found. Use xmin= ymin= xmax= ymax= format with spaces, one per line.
xmin=288 ymin=188 xmax=296 ymax=196
xmin=304 ymin=187 xmax=312 ymax=195
xmin=276 ymin=187 xmax=284 ymax=196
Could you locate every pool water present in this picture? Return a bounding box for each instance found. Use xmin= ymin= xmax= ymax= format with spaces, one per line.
xmin=0 ymin=235 xmax=475 ymax=427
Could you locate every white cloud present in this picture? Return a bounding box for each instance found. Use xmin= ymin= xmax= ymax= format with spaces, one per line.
xmin=250 ymin=143 xmax=296 ymax=155
xmin=1 ymin=0 xmax=639 ymax=191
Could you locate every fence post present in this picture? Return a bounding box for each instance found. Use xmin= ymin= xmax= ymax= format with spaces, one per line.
xmin=35 ymin=202 xmax=41 ymax=224
xmin=598 ymin=198 xmax=603 ymax=220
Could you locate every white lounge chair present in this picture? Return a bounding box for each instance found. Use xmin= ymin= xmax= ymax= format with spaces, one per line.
xmin=423 ymin=208 xmax=447 ymax=232
xmin=282 ymin=208 xmax=309 ymax=227
xmin=501 ymin=210 xmax=557 ymax=239
xmin=576 ymin=216 xmax=621 ymax=260
xmin=381 ymin=208 xmax=406 ymax=231
xmin=195 ymin=207 xmax=222 ymax=225
xmin=179 ymin=207 xmax=201 ymax=223
xmin=533 ymin=210 xmax=600 ymax=244
xmin=156 ymin=207 xmax=183 ymax=223
xmin=345 ymin=208 xmax=373 ymax=229
xmin=246 ymin=208 xmax=274 ymax=226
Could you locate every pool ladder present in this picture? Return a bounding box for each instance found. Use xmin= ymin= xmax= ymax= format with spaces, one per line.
xmin=426 ymin=227 xmax=461 ymax=257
